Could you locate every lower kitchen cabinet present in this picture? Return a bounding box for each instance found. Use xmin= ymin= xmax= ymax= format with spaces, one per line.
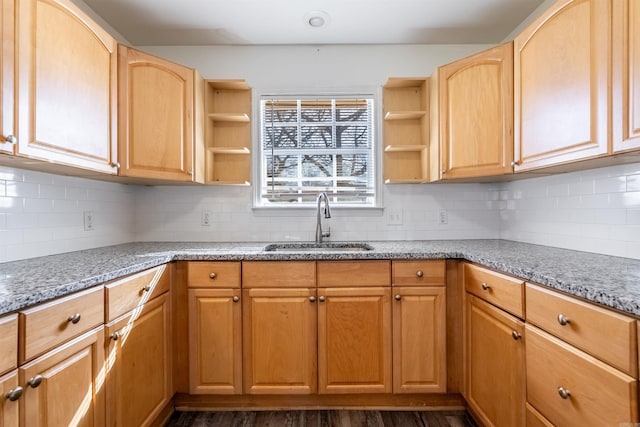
xmin=317 ymin=286 xmax=392 ymax=394
xmin=188 ymin=288 xmax=242 ymax=394
xmin=19 ymin=327 xmax=105 ymax=427
xmin=465 ymin=294 xmax=525 ymax=427
xmin=243 ymin=287 xmax=317 ymax=394
xmin=392 ymin=286 xmax=446 ymax=393
xmin=105 ymin=293 xmax=172 ymax=427
xmin=0 ymin=370 xmax=20 ymax=427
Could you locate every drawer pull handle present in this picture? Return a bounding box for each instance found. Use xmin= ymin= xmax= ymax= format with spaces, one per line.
xmin=4 ymin=134 xmax=17 ymax=144
xmin=209 ymin=272 xmax=217 ymax=279
xmin=232 ymin=296 xmax=239 ymax=303
xmin=27 ymin=375 xmax=43 ymax=388
xmin=67 ymin=313 xmax=81 ymax=324
xmin=511 ymin=331 xmax=522 ymax=340
xmin=481 ymin=283 xmax=490 ymax=291
xmin=557 ymin=314 xmax=571 ymax=326
xmin=395 ymin=294 xmax=402 ymax=301
xmin=6 ymin=386 xmax=23 ymax=401
xmin=111 ymin=332 xmax=121 ymax=341
xmin=416 ymin=270 xmax=424 ymax=278
xmin=558 ymin=386 xmax=571 ymax=399
xmin=141 ymin=285 xmax=151 ymax=292
xmin=309 ymin=296 xmax=316 ymax=303
xmin=319 ymin=296 xmax=326 ymax=302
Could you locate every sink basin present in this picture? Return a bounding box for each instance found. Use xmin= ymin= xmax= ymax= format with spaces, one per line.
xmin=264 ymin=243 xmax=374 ymax=252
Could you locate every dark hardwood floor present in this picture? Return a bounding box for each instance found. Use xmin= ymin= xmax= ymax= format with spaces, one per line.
xmin=166 ymin=410 xmax=475 ymax=427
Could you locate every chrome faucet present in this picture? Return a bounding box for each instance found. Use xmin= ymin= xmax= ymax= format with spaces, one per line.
xmin=315 ymin=192 xmax=331 ymax=243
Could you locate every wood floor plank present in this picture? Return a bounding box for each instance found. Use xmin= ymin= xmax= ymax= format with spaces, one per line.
xmin=166 ymin=410 xmax=472 ymax=427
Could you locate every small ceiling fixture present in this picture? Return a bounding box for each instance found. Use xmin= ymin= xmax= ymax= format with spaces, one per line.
xmin=305 ymin=11 xmax=330 ymax=28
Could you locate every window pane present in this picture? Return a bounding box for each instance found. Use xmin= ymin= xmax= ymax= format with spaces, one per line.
xmin=337 ymin=154 xmax=368 ymax=177
xmin=266 ymin=155 xmax=298 ymax=178
xmin=302 ymin=155 xmax=333 ymax=177
xmin=301 ymin=126 xmax=333 ymax=148
xmin=337 ymin=125 xmax=369 ymax=148
xmin=264 ymin=101 xmax=297 ymax=123
xmin=265 ymin=126 xmax=298 ymax=149
xmin=336 ymin=101 xmax=369 ymax=122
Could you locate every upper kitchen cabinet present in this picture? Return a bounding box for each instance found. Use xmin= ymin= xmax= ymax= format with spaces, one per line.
xmin=612 ymin=0 xmax=640 ymax=153
xmin=430 ymin=43 xmax=514 ymax=181
xmin=205 ymin=80 xmax=252 ymax=185
xmin=16 ymin=0 xmax=118 ymax=174
xmin=118 ymin=46 xmax=204 ymax=182
xmin=0 ymin=0 xmax=16 ymax=155
xmin=382 ymin=78 xmax=430 ymax=183
xmin=513 ymin=0 xmax=611 ymax=172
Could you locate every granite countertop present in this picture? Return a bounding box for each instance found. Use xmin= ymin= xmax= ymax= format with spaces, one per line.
xmin=0 ymin=240 xmax=639 ymax=317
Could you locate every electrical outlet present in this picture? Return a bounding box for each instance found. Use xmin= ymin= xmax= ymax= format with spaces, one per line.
xmin=83 ymin=211 xmax=94 ymax=231
xmin=201 ymin=210 xmax=212 ymax=226
xmin=439 ymin=209 xmax=448 ymax=225
xmin=387 ymin=209 xmax=403 ymax=225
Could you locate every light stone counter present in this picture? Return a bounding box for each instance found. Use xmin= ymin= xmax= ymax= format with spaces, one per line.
xmin=1 ymin=240 xmax=638 ymax=316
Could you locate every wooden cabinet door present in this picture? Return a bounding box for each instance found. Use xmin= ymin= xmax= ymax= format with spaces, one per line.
xmin=466 ymin=294 xmax=525 ymax=427
xmin=317 ymin=287 xmax=392 ymax=394
xmin=20 ymin=327 xmax=105 ymax=427
xmin=0 ymin=370 xmax=20 ymax=427
xmin=105 ymin=293 xmax=172 ymax=427
xmin=188 ymin=288 xmax=242 ymax=394
xmin=514 ymin=0 xmax=611 ymax=171
xmin=243 ymin=288 xmax=317 ymax=395
xmin=436 ymin=42 xmax=513 ymax=179
xmin=613 ymin=0 xmax=640 ymax=152
xmin=392 ymin=287 xmax=446 ymax=393
xmin=0 ymin=0 xmax=15 ymax=154
xmin=118 ymin=46 xmax=201 ymax=181
xmin=16 ymin=0 xmax=118 ymax=173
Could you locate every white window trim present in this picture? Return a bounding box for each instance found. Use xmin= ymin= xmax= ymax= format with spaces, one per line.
xmin=252 ymin=86 xmax=383 ymax=211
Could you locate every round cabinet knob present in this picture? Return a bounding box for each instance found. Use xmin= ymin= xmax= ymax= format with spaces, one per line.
xmin=318 ymin=296 xmax=326 ymax=302
xmin=416 ymin=270 xmax=424 ymax=278
xmin=28 ymin=375 xmax=43 ymax=388
xmin=481 ymin=283 xmax=491 ymax=291
xmin=232 ymin=296 xmax=239 ymax=303
xmin=395 ymin=294 xmax=402 ymax=301
xmin=110 ymin=161 xmax=120 ymax=169
xmin=209 ymin=272 xmax=217 ymax=280
xmin=67 ymin=313 xmax=81 ymax=324
xmin=4 ymin=134 xmax=17 ymax=144
xmin=110 ymin=332 xmax=121 ymax=341
xmin=557 ymin=314 xmax=571 ymax=326
xmin=6 ymin=386 xmax=24 ymax=401
xmin=511 ymin=331 xmax=522 ymax=340
xmin=558 ymin=386 xmax=571 ymax=399
xmin=309 ymin=296 xmax=316 ymax=303
xmin=141 ymin=285 xmax=151 ymax=292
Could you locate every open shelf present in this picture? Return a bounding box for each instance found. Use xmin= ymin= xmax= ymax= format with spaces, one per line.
xmin=382 ymin=77 xmax=430 ymax=184
xmin=205 ymin=79 xmax=252 ymax=184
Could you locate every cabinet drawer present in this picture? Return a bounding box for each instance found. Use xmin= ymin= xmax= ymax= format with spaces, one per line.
xmin=526 ymin=283 xmax=637 ymax=377
xmin=243 ymin=261 xmax=315 ymax=288
xmin=0 ymin=314 xmax=18 ymax=375
xmin=20 ymin=286 xmax=104 ymax=363
xmin=105 ymin=265 xmax=170 ymax=321
xmin=392 ymin=260 xmax=445 ymax=286
xmin=188 ymin=262 xmax=241 ymax=288
xmin=526 ymin=325 xmax=638 ymax=427
xmin=317 ymin=260 xmax=391 ymax=287
xmin=464 ymin=263 xmax=524 ymax=318
xmin=525 ymin=402 xmax=553 ymax=427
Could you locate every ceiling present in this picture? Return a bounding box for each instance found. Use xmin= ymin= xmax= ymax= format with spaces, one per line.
xmin=82 ymin=0 xmax=546 ymax=46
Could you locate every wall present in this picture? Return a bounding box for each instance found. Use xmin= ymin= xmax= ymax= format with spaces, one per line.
xmin=499 ymin=162 xmax=640 ymax=260
xmin=0 ymin=165 xmax=137 ymax=263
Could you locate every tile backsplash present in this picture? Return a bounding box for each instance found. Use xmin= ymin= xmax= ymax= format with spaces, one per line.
xmin=0 ymin=166 xmax=136 ymax=263
xmin=1 ymin=162 xmax=639 ymax=262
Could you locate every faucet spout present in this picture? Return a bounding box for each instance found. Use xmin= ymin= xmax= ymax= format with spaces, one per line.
xmin=315 ymin=192 xmax=331 ymax=243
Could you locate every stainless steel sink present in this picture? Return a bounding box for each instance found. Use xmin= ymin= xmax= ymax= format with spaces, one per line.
xmin=263 ymin=242 xmax=374 ymax=252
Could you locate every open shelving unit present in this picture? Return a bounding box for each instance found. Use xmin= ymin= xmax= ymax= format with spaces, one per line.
xmin=382 ymin=78 xmax=430 ymax=183
xmin=205 ymin=80 xmax=252 ymax=185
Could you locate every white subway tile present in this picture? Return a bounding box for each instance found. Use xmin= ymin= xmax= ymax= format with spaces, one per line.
xmin=6 ymin=181 xmax=39 ymax=198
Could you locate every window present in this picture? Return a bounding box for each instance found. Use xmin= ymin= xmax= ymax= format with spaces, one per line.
xmin=257 ymin=95 xmax=377 ymax=207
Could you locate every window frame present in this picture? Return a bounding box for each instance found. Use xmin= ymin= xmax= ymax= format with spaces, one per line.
xmin=253 ymin=88 xmax=383 ymax=210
